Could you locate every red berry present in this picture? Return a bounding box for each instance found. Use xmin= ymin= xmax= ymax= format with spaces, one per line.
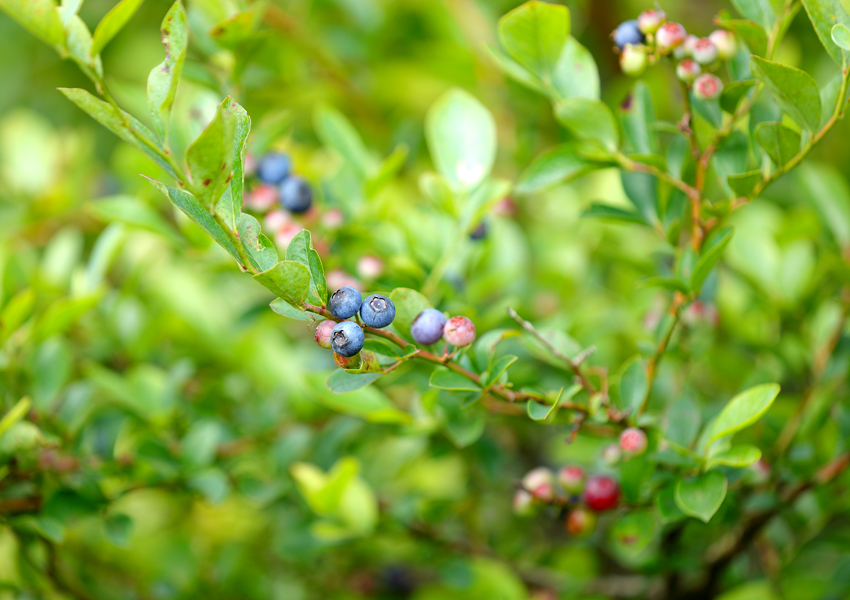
xmin=444 ymin=316 xmax=476 ymax=347
xmin=583 ymin=475 xmax=620 ymax=512
xmin=565 ymin=507 xmax=597 ymax=536
xmin=619 ymin=427 xmax=648 ymax=456
xmin=558 ymin=465 xmax=586 ymax=494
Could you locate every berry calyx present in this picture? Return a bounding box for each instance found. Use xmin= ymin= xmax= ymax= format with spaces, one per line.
xmin=619 ymin=427 xmax=648 ymax=456
xmin=330 ymin=320 xmax=365 ymax=357
xmin=656 ymin=22 xmax=687 ymax=52
xmin=411 ymin=308 xmax=447 ymax=346
xmin=360 ymin=294 xmax=396 ymax=328
xmin=612 ymin=20 xmax=645 ymax=50
xmin=279 ymin=176 xmax=313 ymax=214
xmin=676 ymin=58 xmax=702 ymax=83
xmin=566 ymin=507 xmax=597 ymax=537
xmin=329 ymin=286 xmax=363 ymax=319
xmin=522 ymin=467 xmax=554 ymax=502
xmin=558 ymin=465 xmax=586 ymax=494
xmin=620 ymin=44 xmax=648 ymax=76
xmin=709 ymin=29 xmax=738 ymax=60
xmin=444 ymin=316 xmax=476 ymax=347
xmin=582 ymin=475 xmax=620 ymax=512
xmin=637 ymin=9 xmax=666 ymax=34
xmin=693 ymin=73 xmax=723 ymax=100
xmin=691 ymin=37 xmax=719 ymax=65
xmin=315 ymin=320 xmax=336 ymax=349
xmin=256 ymin=151 xmax=291 ymax=184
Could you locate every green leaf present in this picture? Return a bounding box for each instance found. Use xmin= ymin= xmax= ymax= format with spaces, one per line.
xmin=666 ymin=396 xmax=701 ymax=447
xmin=388 ymin=288 xmax=431 ymax=340
xmin=209 ymin=10 xmax=258 ymax=49
xmin=610 ymin=510 xmax=656 ymax=558
xmin=801 ymin=0 xmax=850 ymax=65
xmin=91 ymin=0 xmax=143 ymax=55
xmin=583 ymin=203 xmax=647 ymax=225
xmin=619 ymin=357 xmax=648 ymax=414
xmin=486 ymin=355 xmax=517 ymax=386
xmin=484 ymin=44 xmax=547 ymax=95
xmin=314 ymin=105 xmax=376 ymax=179
xmin=554 ymin=97 xmax=618 ymax=149
xmin=144 ymin=177 xmax=243 ymax=264
xmin=286 ymin=230 xmax=327 ymax=306
xmin=526 ymin=400 xmax=552 ymax=421
xmin=363 ymin=339 xmax=406 ymax=358
xmin=0 ymin=397 xmax=31 ymax=441
xmin=709 ymin=383 xmax=780 ymax=442
xmin=253 ymin=261 xmax=312 ymax=307
xmin=515 ymin=143 xmax=596 ymax=194
xmin=715 ymin=18 xmax=767 ymax=56
xmin=707 ymin=445 xmax=762 ymax=469
xmin=0 ymin=0 xmax=65 ymax=49
xmin=64 ymin=14 xmax=102 ymax=78
xmin=307 ymin=373 xmax=410 ymax=424
xmin=675 ymin=471 xmax=727 ymax=522
xmin=186 ymin=100 xmax=238 ymax=210
xmin=797 ymin=163 xmax=850 ymax=248
xmin=727 ymin=171 xmax=762 ymax=197
xmin=425 ymin=88 xmax=496 ymax=190
xmin=721 ymin=80 xmax=758 ymax=114
xmin=551 ymin=37 xmax=600 ymax=100
xmin=103 ymin=513 xmax=134 ymax=548
xmin=655 ymin=486 xmax=686 ymax=523
xmin=429 ymin=369 xmax=480 ymax=392
xmin=364 ymin=145 xmax=408 ymax=197
xmin=238 ymin=214 xmax=278 ymax=272
xmin=269 ymin=298 xmax=313 ymax=321
xmin=88 ymin=195 xmax=181 ymax=242
xmin=621 ymin=171 xmax=658 ymax=224
xmin=833 ymin=22 xmax=850 ymax=49
xmin=619 ymin=81 xmax=659 ymax=154
xmin=638 ymin=276 xmax=690 ymax=293
xmin=751 ymin=56 xmax=822 ymax=132
xmin=59 ymin=87 xmax=177 ymax=178
xmin=147 ymin=0 xmax=188 ymax=141
xmin=731 ymin=0 xmax=779 ymax=28
xmin=497 ymin=0 xmax=569 ymax=83
xmin=754 ymin=122 xmax=801 ymax=167
xmin=326 ymin=370 xmax=383 ymax=393
xmin=690 ymin=227 xmax=734 ymax=292
xmin=713 ymin=131 xmax=750 ymax=197
xmin=218 ymin=98 xmax=251 ymax=231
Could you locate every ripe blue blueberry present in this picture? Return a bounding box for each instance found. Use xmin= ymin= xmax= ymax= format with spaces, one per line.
xmin=280 ymin=176 xmax=313 ymax=214
xmin=470 ymin=222 xmax=487 ymax=240
xmin=257 ymin=152 xmax=291 ymax=184
xmin=330 ymin=321 xmax=364 ymax=357
xmin=612 ymin=20 xmax=644 ymax=50
xmin=329 ymin=286 xmax=363 ymax=319
xmin=411 ymin=308 xmax=447 ymax=345
xmin=360 ymin=294 xmax=396 ymax=328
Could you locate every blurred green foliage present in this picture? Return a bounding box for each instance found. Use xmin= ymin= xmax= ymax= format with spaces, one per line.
xmin=1 ymin=1 xmax=850 ymax=599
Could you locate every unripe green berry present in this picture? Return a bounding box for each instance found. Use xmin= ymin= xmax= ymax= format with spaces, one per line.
xmin=558 ymin=465 xmax=586 ymax=494
xmin=676 ymin=58 xmax=701 ymax=83
xmin=619 ymin=44 xmax=647 ymax=76
xmin=565 ymin=507 xmax=597 ymax=537
xmin=637 ymin=9 xmax=666 ymax=34
xmin=709 ymin=29 xmax=738 ymax=60
xmin=522 ymin=467 xmax=554 ymax=502
xmin=513 ymin=489 xmax=536 ymax=516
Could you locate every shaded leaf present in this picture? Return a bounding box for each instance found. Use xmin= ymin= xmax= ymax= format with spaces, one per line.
xmin=675 ymin=471 xmax=727 ymax=522
xmin=801 ymin=0 xmax=850 ymax=65
xmin=91 ymin=0 xmax=143 ymax=55
xmin=388 ymin=288 xmax=431 ymax=339
xmin=554 ymin=97 xmax=618 ymax=149
xmin=147 ymin=0 xmax=188 ymax=140
xmin=429 ymin=369 xmax=480 ymax=392
xmin=498 ymin=0 xmax=569 ymax=83
xmin=691 ymin=228 xmax=734 ymax=292
xmin=326 ymin=370 xmax=383 ymax=393
xmin=707 ymin=445 xmax=762 ymax=469
xmin=516 ymin=143 xmax=596 ymax=194
xmin=583 ymin=203 xmax=647 ymax=225
xmin=754 ymin=122 xmax=801 ymax=167
xmin=751 ymin=56 xmax=822 ymax=132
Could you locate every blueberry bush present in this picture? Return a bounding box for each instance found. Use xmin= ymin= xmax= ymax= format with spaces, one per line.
xmin=1 ymin=0 xmax=850 ymax=598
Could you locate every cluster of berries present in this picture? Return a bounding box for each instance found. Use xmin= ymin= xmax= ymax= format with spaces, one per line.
xmin=513 ymin=427 xmax=649 ymax=534
xmin=314 ymin=286 xmax=477 ymax=367
xmin=613 ymin=8 xmax=737 ymax=100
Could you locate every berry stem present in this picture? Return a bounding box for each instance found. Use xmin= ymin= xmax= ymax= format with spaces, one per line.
xmin=638 ymin=292 xmax=685 ymax=415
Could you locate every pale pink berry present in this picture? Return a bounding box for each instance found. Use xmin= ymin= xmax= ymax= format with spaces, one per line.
xmin=637 ymin=9 xmax=666 ymax=34
xmin=264 ymin=209 xmax=290 ymax=232
xmin=602 ymin=443 xmax=621 ymax=466
xmin=619 ymin=427 xmax=648 ymax=456
xmin=674 ymin=34 xmax=700 ymax=58
xmin=356 ymin=255 xmax=384 ymax=280
xmin=444 ymin=316 xmax=476 ymax=347
xmin=322 ymin=207 xmax=344 ymax=229
xmin=522 ymin=467 xmax=554 ymax=501
xmin=243 ymin=152 xmax=258 ymax=176
xmin=693 ymin=73 xmax=723 ymax=100
xmin=244 ymin=184 xmax=278 ymax=212
xmin=558 ymin=465 xmax=586 ymax=494
xmin=315 ymin=320 xmax=336 ymax=349
xmin=274 ymin=222 xmax=302 ymax=247
xmin=709 ymin=29 xmax=738 ymax=60
xmin=494 ymin=196 xmax=517 ymax=217
xmin=513 ymin=489 xmax=535 ymax=516
xmin=620 ymin=44 xmax=647 ymax=76
xmin=656 ymin=22 xmax=687 ymax=51
xmin=326 ymin=269 xmax=361 ymax=292
xmin=692 ymin=37 xmax=719 ymax=65
xmin=676 ymin=58 xmax=702 ymax=83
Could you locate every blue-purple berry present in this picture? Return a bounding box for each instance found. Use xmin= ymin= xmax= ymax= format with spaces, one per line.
xmin=329 ymin=286 xmax=362 ymax=319
xmin=612 ymin=20 xmax=644 ymax=50
xmin=470 ymin=222 xmax=487 ymax=240
xmin=257 ymin=152 xmax=291 ymax=184
xmin=330 ymin=321 xmax=364 ymax=357
xmin=360 ymin=294 xmax=395 ymax=328
xmin=411 ymin=308 xmax=447 ymax=345
xmin=280 ymin=176 xmax=313 ymax=214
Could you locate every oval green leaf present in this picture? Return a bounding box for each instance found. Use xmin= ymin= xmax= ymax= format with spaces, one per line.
xmin=675 ymin=471 xmax=728 ymax=522
xmin=709 ymin=383 xmax=780 ymax=442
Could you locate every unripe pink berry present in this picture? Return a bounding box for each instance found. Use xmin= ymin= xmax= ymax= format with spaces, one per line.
xmin=356 ymin=255 xmax=384 ymax=280
xmin=326 ymin=269 xmax=361 ymax=292
xmin=322 ymin=207 xmax=344 ymax=229
xmin=264 ymin=209 xmax=290 ymax=232
xmin=315 ymin=320 xmax=336 ymax=349
xmin=244 ymin=152 xmax=258 ymax=176
xmin=602 ymin=443 xmax=621 ymax=466
xmin=749 ymin=458 xmax=771 ymax=484
xmin=692 ymin=37 xmax=719 ymax=65
xmin=637 ymin=9 xmax=666 ymax=34
xmin=676 ymin=58 xmax=702 ymax=83
xmin=582 ymin=475 xmax=620 ymax=512
xmin=513 ymin=489 xmax=535 ymax=516
xmin=558 ymin=465 xmax=586 ymax=494
xmin=565 ymin=507 xmax=597 ymax=536
xmin=244 ymin=184 xmax=279 ymax=212
xmin=619 ymin=44 xmax=647 ymax=76
xmin=275 ymin=221 xmax=302 ymax=247
xmin=522 ymin=467 xmax=554 ymax=502
xmin=656 ymin=22 xmax=687 ymax=52
xmin=709 ymin=29 xmax=738 ymax=60
xmin=674 ymin=34 xmax=700 ymax=58
xmin=334 ymin=352 xmax=361 ymax=369
xmin=444 ymin=316 xmax=476 ymax=347
xmin=693 ymin=73 xmax=723 ymax=100
xmin=619 ymin=427 xmax=648 ymax=456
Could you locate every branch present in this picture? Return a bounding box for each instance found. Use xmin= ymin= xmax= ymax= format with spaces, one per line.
xmin=639 ymin=293 xmax=686 ymax=415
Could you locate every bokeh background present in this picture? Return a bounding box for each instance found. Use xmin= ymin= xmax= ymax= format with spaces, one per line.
xmin=1 ymin=1 xmax=850 ymax=599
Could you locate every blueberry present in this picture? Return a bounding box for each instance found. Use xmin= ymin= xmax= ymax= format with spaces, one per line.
xmin=411 ymin=308 xmax=447 ymax=345
xmin=612 ymin=20 xmax=644 ymax=50
xmin=330 ymin=321 xmax=364 ymax=357
xmin=280 ymin=176 xmax=313 ymax=214
xmin=257 ymin=152 xmax=291 ymax=184
xmin=469 ymin=222 xmax=487 ymax=240
xmin=360 ymin=294 xmax=395 ymax=328
xmin=329 ymin=286 xmax=362 ymax=319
